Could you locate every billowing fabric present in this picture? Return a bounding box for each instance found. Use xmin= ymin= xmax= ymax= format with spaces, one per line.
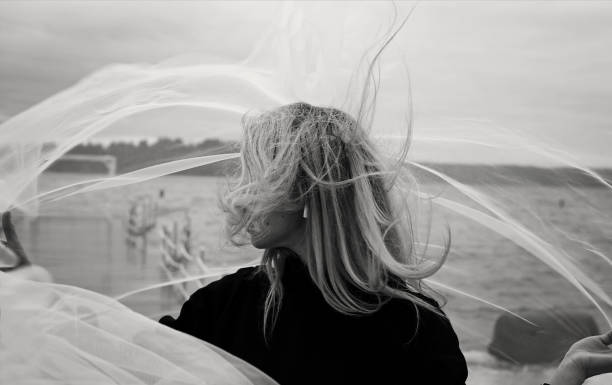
xmin=0 ymin=271 xmax=278 ymax=385
xmin=0 ymin=2 xmax=610 ymax=384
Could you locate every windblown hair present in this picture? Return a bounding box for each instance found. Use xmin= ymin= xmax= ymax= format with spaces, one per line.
xmin=221 ymin=102 xmax=450 ymax=339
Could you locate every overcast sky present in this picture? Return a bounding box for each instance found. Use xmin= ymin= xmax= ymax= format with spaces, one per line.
xmin=1 ymin=1 xmax=611 ymax=166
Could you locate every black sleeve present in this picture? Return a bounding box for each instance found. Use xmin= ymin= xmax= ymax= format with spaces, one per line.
xmin=423 ymin=311 xmax=468 ymax=384
xmin=406 ymin=296 xmax=468 ymax=385
xmin=159 ymin=283 xmax=219 ymax=342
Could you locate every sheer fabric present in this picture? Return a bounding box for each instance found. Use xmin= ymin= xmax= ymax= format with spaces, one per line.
xmin=0 ymin=2 xmax=610 ymax=384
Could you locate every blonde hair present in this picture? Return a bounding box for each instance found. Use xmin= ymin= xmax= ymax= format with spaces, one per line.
xmin=221 ymin=102 xmax=450 ymax=339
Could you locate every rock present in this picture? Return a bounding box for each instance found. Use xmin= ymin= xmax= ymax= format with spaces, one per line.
xmin=488 ymin=309 xmax=599 ymax=364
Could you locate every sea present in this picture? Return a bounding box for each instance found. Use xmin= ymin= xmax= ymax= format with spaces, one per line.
xmin=8 ymin=172 xmax=612 ymax=385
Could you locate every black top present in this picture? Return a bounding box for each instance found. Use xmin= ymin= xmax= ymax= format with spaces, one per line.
xmin=160 ymin=256 xmax=468 ymax=385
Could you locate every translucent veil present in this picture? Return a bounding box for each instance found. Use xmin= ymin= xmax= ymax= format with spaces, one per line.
xmin=1 ymin=2 xmax=611 ymax=384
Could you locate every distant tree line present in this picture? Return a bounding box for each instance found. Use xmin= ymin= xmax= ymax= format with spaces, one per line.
xmin=44 ymin=138 xmax=612 ymax=186
xmin=46 ymin=137 xmax=240 ymax=176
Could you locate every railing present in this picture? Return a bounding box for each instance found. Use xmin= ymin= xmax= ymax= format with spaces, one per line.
xmin=158 ymin=219 xmax=209 ymax=301
xmin=126 ymin=195 xmax=158 ymax=257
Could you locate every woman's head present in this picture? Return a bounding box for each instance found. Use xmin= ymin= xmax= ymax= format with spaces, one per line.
xmin=226 ymin=103 xmax=366 ymax=251
xmin=222 ymin=102 xmax=449 ymax=334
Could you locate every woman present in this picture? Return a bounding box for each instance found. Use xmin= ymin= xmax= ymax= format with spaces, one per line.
xmin=158 ymin=102 xmax=465 ymax=384
xmin=154 ymin=102 xmax=611 ymax=385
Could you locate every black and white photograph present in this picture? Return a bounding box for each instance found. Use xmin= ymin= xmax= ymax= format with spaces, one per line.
xmin=0 ymin=1 xmax=611 ymax=384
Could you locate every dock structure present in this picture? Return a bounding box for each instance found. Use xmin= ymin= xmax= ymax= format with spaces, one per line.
xmin=7 ymin=186 xmax=217 ymax=317
xmin=126 ymin=195 xmax=158 ymax=258
xmin=10 ymin=211 xmax=175 ymax=317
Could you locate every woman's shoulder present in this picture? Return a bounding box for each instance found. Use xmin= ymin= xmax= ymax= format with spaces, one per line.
xmin=191 ymin=265 xmax=267 ymax=300
xmin=382 ymin=290 xmax=443 ymax=316
xmin=159 ymin=265 xmax=268 ymax=338
xmin=375 ymin=290 xmax=466 ymax=370
xmin=377 ymin=290 xmax=453 ymax=342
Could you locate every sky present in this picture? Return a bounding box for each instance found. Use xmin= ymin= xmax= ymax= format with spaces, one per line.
xmin=0 ymin=1 xmax=611 ymax=166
